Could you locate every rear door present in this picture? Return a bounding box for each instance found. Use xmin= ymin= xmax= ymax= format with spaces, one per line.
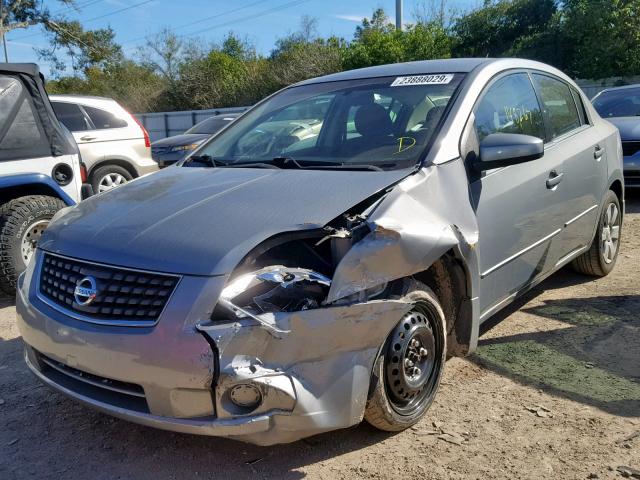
xmin=530 ymin=73 xmax=607 ymax=261
xmin=0 ymin=73 xmax=81 ymax=202
xmin=469 ymin=72 xmax=566 ymax=318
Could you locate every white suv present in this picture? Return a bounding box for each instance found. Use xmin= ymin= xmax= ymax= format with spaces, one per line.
xmin=50 ymin=95 xmax=158 ymax=192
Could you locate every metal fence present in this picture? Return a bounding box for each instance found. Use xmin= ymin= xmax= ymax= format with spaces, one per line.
xmin=135 ymin=107 xmax=248 ymax=142
xmin=135 ymin=76 xmax=640 ymax=142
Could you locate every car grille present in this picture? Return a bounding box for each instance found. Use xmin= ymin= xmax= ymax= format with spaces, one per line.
xmin=626 ymin=170 xmax=640 ymax=187
xmin=151 ymin=146 xmax=171 ymax=156
xmin=38 ymin=253 xmax=180 ymax=326
xmin=622 ymin=141 xmax=640 ymax=157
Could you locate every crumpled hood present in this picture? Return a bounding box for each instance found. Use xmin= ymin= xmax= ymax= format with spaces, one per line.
xmin=605 ymin=117 xmax=640 ymax=141
xmin=40 ymin=166 xmax=410 ymax=275
xmin=151 ymin=134 xmax=209 ymax=148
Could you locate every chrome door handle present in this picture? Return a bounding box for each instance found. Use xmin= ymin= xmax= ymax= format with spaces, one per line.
xmin=594 ymin=145 xmax=604 ymax=160
xmin=80 ymin=135 xmax=96 ymax=141
xmin=546 ymin=170 xmax=564 ymax=189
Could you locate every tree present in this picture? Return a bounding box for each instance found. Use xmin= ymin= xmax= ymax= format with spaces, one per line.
xmin=560 ymin=0 xmax=640 ymax=78
xmin=342 ymin=9 xmax=452 ymax=70
xmin=452 ymin=0 xmax=558 ymax=58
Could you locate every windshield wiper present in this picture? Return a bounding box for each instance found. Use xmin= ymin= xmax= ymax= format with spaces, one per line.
xmin=184 ymin=155 xmax=229 ymax=167
xmin=273 ymin=157 xmax=385 ymax=171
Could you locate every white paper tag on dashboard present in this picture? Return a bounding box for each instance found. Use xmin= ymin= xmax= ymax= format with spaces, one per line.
xmin=391 ymin=74 xmax=454 ymax=87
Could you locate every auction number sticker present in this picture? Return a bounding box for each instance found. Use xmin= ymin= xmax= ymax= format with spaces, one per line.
xmin=391 ymin=74 xmax=454 ymax=87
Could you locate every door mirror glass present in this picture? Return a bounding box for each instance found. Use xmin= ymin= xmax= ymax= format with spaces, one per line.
xmin=476 ymin=133 xmax=544 ymax=170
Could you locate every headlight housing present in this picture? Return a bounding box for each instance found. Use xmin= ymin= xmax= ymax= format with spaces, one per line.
xmin=219 ymin=265 xmax=331 ymax=318
xmin=170 ymin=143 xmax=199 ymax=152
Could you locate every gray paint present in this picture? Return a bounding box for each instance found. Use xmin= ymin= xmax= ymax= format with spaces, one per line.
xmin=16 ymin=58 xmax=624 ymax=445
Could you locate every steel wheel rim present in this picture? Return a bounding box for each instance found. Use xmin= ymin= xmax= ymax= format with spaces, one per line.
xmin=601 ymin=202 xmax=620 ymax=264
xmin=21 ymin=220 xmax=49 ymax=265
xmin=384 ymin=303 xmax=443 ymax=416
xmin=98 ymin=173 xmax=127 ymax=192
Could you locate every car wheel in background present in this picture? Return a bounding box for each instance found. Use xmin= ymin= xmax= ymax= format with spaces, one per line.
xmin=364 ymin=280 xmax=447 ymax=431
xmin=91 ymin=165 xmax=133 ymax=193
xmin=571 ymin=190 xmax=622 ymax=277
xmin=0 ymin=195 xmax=66 ymax=294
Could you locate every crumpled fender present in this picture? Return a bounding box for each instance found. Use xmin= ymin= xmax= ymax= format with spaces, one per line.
xmin=327 ymin=160 xmax=480 ymax=305
xmin=197 ymin=299 xmax=413 ymax=445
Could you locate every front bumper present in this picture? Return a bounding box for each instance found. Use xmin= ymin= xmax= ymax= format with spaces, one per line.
xmin=16 ymin=250 xmax=412 ymax=445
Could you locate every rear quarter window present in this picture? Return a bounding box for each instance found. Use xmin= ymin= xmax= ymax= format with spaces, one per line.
xmin=83 ymin=105 xmax=128 ymax=130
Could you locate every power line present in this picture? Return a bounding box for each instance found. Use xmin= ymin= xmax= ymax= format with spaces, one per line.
xmin=127 ymin=0 xmax=311 ymax=48
xmin=120 ymin=0 xmax=266 ymax=45
xmin=13 ymin=0 xmax=150 ymax=41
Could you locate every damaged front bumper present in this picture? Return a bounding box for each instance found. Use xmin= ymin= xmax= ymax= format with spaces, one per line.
xmin=16 ymin=255 xmax=413 ymax=445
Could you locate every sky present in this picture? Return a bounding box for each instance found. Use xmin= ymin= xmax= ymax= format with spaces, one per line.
xmin=4 ymin=0 xmax=476 ymax=76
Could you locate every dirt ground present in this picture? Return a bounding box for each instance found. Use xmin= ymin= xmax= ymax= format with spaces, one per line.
xmin=1 ymin=194 xmax=639 ymax=480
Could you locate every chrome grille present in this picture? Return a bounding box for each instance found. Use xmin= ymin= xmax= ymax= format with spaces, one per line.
xmin=38 ymin=253 xmax=179 ymax=326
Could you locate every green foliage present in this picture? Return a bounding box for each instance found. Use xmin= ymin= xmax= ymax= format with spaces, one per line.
xmin=44 ymin=2 xmax=640 ymax=112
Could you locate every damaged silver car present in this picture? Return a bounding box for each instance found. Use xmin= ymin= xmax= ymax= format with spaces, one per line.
xmin=16 ymin=58 xmax=624 ymax=445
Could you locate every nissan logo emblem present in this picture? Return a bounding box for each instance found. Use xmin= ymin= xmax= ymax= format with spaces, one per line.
xmin=74 ymin=276 xmax=97 ymax=306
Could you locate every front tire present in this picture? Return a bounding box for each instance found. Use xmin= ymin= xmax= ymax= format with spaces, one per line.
xmin=0 ymin=195 xmax=66 ymax=294
xmin=364 ymin=281 xmax=447 ymax=432
xmin=571 ymin=190 xmax=621 ymax=277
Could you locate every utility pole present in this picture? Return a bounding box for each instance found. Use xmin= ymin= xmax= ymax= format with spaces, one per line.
xmin=396 ymin=0 xmax=403 ymax=31
xmin=1 ymin=0 xmax=8 ymax=62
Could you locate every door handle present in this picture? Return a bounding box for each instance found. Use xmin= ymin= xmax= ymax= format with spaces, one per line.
xmin=80 ymin=135 xmax=96 ymax=141
xmin=594 ymin=145 xmax=604 ymax=160
xmin=546 ymin=170 xmax=564 ymax=189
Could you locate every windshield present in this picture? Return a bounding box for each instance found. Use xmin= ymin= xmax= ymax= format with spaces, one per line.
xmin=192 ymin=74 xmax=464 ymax=170
xmin=185 ymin=115 xmax=237 ymax=135
xmin=593 ymin=87 xmax=640 ymax=118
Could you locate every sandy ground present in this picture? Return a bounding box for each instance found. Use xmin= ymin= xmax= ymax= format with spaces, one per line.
xmin=1 ymin=194 xmax=639 ymax=480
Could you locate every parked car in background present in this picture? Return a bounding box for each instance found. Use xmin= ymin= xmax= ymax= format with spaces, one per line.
xmin=151 ymin=113 xmax=240 ymax=167
xmin=17 ymin=58 xmax=623 ymax=446
xmin=50 ymin=95 xmax=158 ymax=192
xmin=592 ymin=84 xmax=640 ymax=188
xmin=0 ymin=64 xmax=90 ymax=293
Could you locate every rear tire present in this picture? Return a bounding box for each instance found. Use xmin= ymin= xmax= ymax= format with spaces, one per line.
xmin=0 ymin=195 xmax=66 ymax=294
xmin=364 ymin=281 xmax=447 ymax=432
xmin=91 ymin=165 xmax=133 ymax=193
xmin=571 ymin=190 xmax=621 ymax=277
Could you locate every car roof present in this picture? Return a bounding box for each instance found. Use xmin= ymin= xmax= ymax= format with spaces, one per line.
xmin=49 ymin=94 xmax=119 ymax=104
xmin=296 ymin=58 xmax=493 ymax=86
xmin=597 ymin=83 xmax=640 ymax=94
xmin=0 ymin=63 xmax=41 ymax=77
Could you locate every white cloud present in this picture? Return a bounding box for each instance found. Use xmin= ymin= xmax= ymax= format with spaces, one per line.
xmin=333 ymin=14 xmax=365 ymax=22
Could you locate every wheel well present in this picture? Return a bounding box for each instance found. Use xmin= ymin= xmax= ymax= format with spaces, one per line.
xmin=0 ymin=184 xmax=65 ymax=207
xmin=412 ymin=250 xmax=473 ymax=358
xmin=89 ymin=159 xmax=138 ymax=180
xmin=610 ymin=179 xmax=623 ymax=206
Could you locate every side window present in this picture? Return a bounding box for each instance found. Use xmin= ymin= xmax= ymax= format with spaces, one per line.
xmin=532 ymin=74 xmax=581 ymax=139
xmin=474 ymin=73 xmax=545 ymax=141
xmin=0 ymin=75 xmax=50 ymax=160
xmin=52 ymin=102 xmax=90 ymax=132
xmin=83 ymin=105 xmax=128 ymax=130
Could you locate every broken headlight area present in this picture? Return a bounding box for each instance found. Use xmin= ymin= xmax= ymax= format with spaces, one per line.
xmin=218 ymin=266 xmax=331 ymax=319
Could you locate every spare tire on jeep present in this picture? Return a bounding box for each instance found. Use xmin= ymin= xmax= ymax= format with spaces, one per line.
xmin=0 ymin=195 xmax=66 ymax=294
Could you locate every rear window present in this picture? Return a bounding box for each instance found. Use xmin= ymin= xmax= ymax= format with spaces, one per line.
xmin=84 ymin=105 xmax=128 ymax=130
xmin=0 ymin=75 xmax=50 ymax=161
xmin=592 ymin=87 xmax=640 ymax=118
xmin=532 ymin=74 xmax=581 ymax=139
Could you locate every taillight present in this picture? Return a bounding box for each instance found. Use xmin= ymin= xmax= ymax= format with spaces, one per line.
xmin=80 ymin=162 xmax=88 ymax=183
xmin=128 ymin=111 xmax=151 ymax=148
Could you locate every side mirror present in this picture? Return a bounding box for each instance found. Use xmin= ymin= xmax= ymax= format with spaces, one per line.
xmin=475 ymin=133 xmax=544 ymax=171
